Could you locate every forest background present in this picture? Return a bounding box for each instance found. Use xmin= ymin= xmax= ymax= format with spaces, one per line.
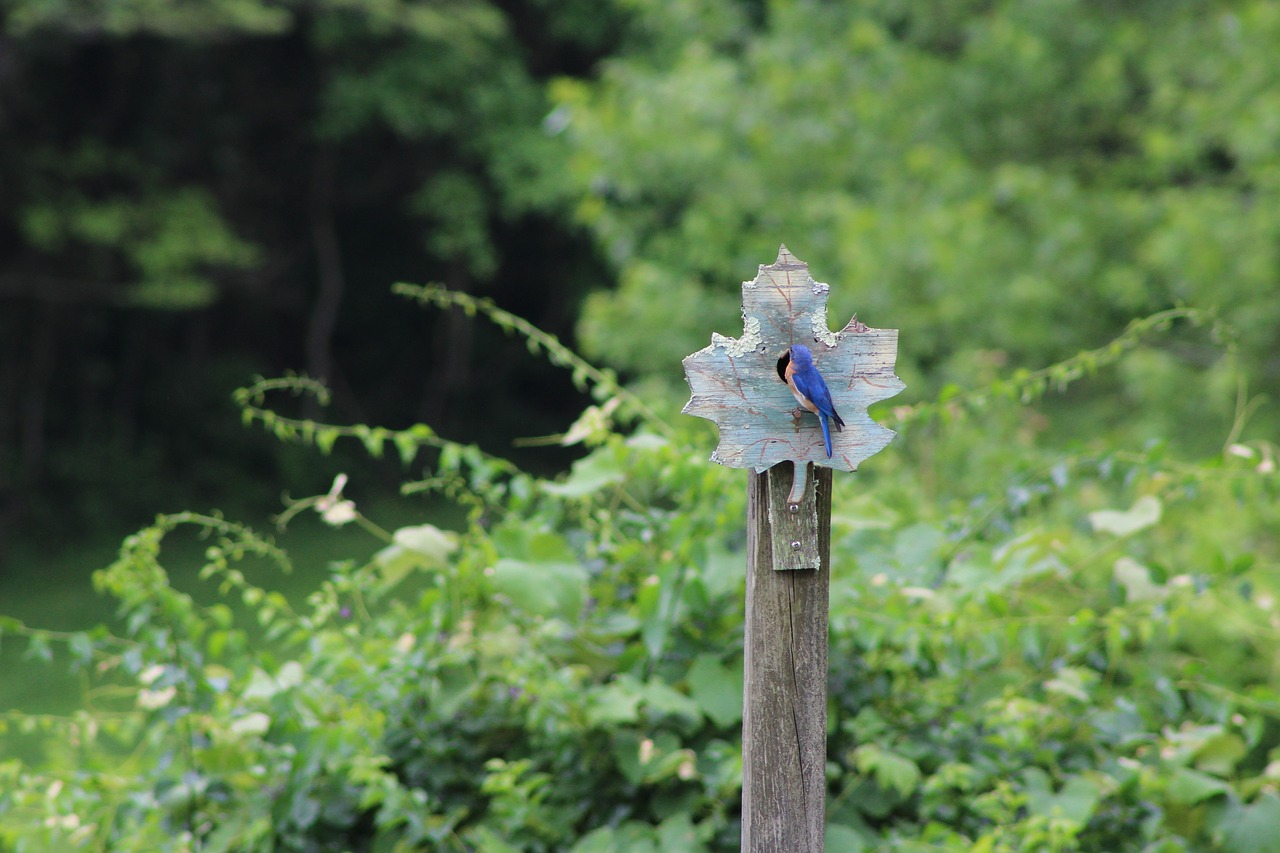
xmin=2 ymin=0 xmax=1280 ymax=850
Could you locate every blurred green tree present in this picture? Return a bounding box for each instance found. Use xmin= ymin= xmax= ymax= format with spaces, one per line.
xmin=554 ymin=0 xmax=1280 ymax=450
xmin=0 ymin=0 xmax=622 ymax=545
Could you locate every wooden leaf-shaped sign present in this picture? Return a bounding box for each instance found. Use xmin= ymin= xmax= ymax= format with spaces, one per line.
xmin=682 ymin=245 xmax=903 ymax=473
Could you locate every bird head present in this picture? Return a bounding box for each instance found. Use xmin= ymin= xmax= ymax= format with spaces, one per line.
xmin=788 ymin=344 xmax=815 ymax=368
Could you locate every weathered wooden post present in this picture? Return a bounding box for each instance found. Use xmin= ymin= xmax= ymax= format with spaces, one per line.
xmin=681 ymin=246 xmax=903 ymax=852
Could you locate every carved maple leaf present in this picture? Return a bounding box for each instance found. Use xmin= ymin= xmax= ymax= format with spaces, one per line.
xmin=682 ymin=246 xmax=904 ymax=473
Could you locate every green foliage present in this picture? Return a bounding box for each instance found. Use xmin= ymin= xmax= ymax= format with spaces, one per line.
xmin=553 ymin=0 xmax=1280 ymax=450
xmin=0 ymin=0 xmax=619 ymax=542
xmin=5 ymin=0 xmax=292 ymax=36
xmin=6 ymin=2 xmax=1278 ymax=849
xmin=18 ymin=167 xmax=261 ymax=309
xmin=890 ymin=306 xmax=1214 ymax=428
xmin=232 ymin=373 xmax=490 ymax=470
xmin=3 ymin=292 xmax=1280 ymax=851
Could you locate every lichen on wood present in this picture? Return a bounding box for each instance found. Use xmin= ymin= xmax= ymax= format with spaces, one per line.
xmin=681 ymin=245 xmax=904 ymax=473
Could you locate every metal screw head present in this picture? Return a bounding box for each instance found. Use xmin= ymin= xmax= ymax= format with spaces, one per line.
xmin=788 ymin=502 xmax=800 ymax=513
xmin=790 ymin=540 xmax=802 ymax=551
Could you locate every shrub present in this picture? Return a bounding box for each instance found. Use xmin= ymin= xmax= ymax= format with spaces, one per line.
xmin=2 ymin=297 xmax=1278 ymax=852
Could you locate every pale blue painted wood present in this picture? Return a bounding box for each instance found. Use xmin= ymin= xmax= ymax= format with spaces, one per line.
xmin=682 ymin=245 xmax=904 ymax=475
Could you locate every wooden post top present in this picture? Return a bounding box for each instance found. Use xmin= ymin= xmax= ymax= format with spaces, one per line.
xmin=681 ymin=245 xmax=904 ymax=474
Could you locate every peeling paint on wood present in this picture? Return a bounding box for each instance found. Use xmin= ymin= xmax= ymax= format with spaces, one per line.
xmin=682 ymin=245 xmax=904 ymax=474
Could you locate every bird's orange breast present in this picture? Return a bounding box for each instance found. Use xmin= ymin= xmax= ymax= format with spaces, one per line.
xmin=784 ymin=362 xmax=821 ymax=415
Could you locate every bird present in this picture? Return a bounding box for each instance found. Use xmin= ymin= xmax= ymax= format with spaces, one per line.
xmin=783 ymin=344 xmax=845 ymax=458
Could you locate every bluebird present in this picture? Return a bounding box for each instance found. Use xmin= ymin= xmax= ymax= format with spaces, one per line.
xmin=783 ymin=344 xmax=845 ymax=458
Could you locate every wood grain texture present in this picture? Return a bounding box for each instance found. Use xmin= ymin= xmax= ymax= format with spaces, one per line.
xmin=769 ymin=461 xmax=821 ymax=571
xmin=682 ymin=245 xmax=903 ymax=474
xmin=742 ymin=463 xmax=832 ymax=852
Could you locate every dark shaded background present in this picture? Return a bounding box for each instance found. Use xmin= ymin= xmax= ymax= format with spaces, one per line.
xmin=0 ymin=1 xmax=626 ymax=554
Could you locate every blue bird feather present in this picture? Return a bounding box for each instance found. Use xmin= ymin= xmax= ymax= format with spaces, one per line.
xmin=784 ymin=344 xmax=845 ymax=457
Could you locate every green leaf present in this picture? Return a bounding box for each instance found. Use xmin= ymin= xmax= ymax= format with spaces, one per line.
xmin=23 ymin=634 xmax=52 ymax=663
xmin=831 ymin=493 xmax=899 ymax=532
xmin=469 ymin=826 xmax=523 ymax=853
xmin=393 ymin=431 xmax=420 ymax=466
xmin=1114 ymin=556 xmax=1168 ymax=603
xmin=638 ymin=562 xmax=687 ymax=662
xmin=1022 ymin=769 xmax=1101 ymax=824
xmin=1218 ymin=794 xmax=1280 ymax=853
xmin=612 ymin=730 xmax=648 ymax=786
xmin=371 ymin=546 xmax=417 ymax=589
xmin=315 ymin=428 xmax=339 ymax=456
xmin=1089 ymin=495 xmax=1162 ymax=536
xmin=655 ymin=812 xmax=703 ymax=853
xmin=241 ymin=661 xmax=303 ymax=700
xmin=1195 ymin=732 xmax=1247 ymax=777
xmin=687 ymin=654 xmax=742 ymax=728
xmin=824 ymin=824 xmax=869 ymax=853
xmin=638 ymin=678 xmax=701 ymax=723
xmin=392 ymin=524 xmax=458 ymax=563
xmin=68 ymin=631 xmax=94 ymax=667
xmin=1090 ymin=700 xmax=1146 ymax=743
xmin=490 ymin=558 xmax=587 ymax=619
xmin=432 ymin=662 xmax=475 ymax=719
xmin=639 ymin=574 xmax=671 ymax=661
xmin=700 ymin=546 xmax=742 ymax=601
xmin=373 ymin=535 xmax=455 ymax=590
xmin=527 ymin=530 xmax=575 ymax=562
xmin=541 ymin=450 xmax=626 ymax=497
xmin=586 ymin=677 xmax=643 ymax=727
xmin=1044 ymin=666 xmax=1099 ymax=703
xmin=853 ymin=744 xmax=921 ymax=798
xmin=587 ymin=822 xmax=656 ymax=853
xmin=228 ymin=712 xmax=271 ymax=737
xmin=570 ymin=827 xmax=617 ymax=853
xmin=1167 ymin=768 xmax=1230 ymax=805
xmin=359 ymin=426 xmax=388 ymax=459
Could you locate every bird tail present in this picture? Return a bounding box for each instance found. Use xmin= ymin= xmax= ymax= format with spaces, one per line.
xmin=820 ymin=414 xmax=834 ymax=458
